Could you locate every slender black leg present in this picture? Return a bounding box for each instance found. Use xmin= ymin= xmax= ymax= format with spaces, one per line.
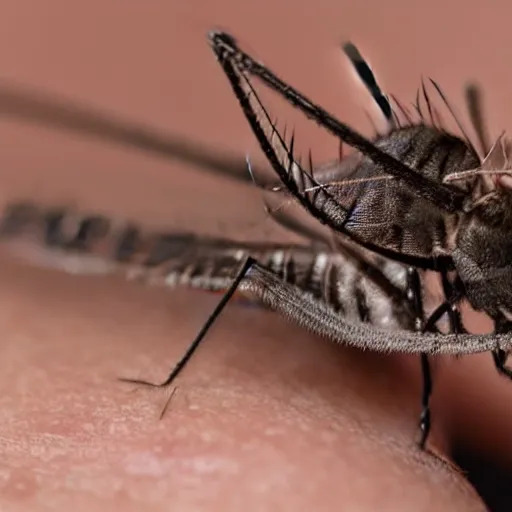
xmin=405 ymin=267 xmax=432 ymax=449
xmin=119 ymin=256 xmax=256 ymax=388
xmin=492 ymin=349 xmax=512 ymax=379
xmin=418 ymin=353 xmax=432 ymax=450
xmin=440 ymin=272 xmax=465 ymax=336
xmin=409 ymin=269 xmax=464 ymax=450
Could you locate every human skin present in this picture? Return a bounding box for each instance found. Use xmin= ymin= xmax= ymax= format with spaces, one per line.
xmin=1 ymin=1 xmax=512 ymax=510
xmin=0 ymin=257 xmax=491 ymax=511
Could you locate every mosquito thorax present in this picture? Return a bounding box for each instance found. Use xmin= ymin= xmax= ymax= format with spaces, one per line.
xmin=374 ymin=124 xmax=480 ymax=184
xmin=453 ymin=190 xmax=512 ymax=315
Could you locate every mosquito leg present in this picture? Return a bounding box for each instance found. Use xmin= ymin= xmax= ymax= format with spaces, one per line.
xmin=405 ymin=267 xmax=432 ymax=450
xmin=416 ymin=272 xmax=465 ymax=449
xmin=411 ymin=269 xmax=465 ymax=449
xmin=440 ymin=272 xmax=465 ymax=335
xmin=119 ymin=256 xmax=256 ymax=388
xmin=0 ymin=86 xmax=260 ymax=185
xmin=418 ymin=353 xmax=432 ymax=450
xmin=492 ymin=348 xmax=512 ymax=379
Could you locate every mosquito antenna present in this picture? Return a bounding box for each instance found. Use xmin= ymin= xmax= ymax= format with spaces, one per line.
xmin=342 ymin=42 xmax=394 ymax=125
xmin=465 ymin=83 xmax=491 ymax=157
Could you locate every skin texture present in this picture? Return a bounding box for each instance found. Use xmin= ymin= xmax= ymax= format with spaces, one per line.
xmin=0 ymin=261 xmax=490 ymax=511
xmin=1 ymin=1 xmax=512 ymax=510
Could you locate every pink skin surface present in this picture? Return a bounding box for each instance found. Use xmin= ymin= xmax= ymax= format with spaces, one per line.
xmin=1 ymin=2 xmax=512 ymax=510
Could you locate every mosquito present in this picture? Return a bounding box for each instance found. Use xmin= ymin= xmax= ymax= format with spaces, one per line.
xmin=203 ymin=29 xmax=512 ymax=437
xmin=0 ymin=33 xmax=500 ymax=449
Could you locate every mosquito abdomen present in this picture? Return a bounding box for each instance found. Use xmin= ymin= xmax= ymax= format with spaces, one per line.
xmin=0 ymin=201 xmax=414 ymax=330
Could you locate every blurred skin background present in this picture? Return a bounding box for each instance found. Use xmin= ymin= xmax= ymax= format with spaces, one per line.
xmin=0 ymin=1 xmax=511 ymax=510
